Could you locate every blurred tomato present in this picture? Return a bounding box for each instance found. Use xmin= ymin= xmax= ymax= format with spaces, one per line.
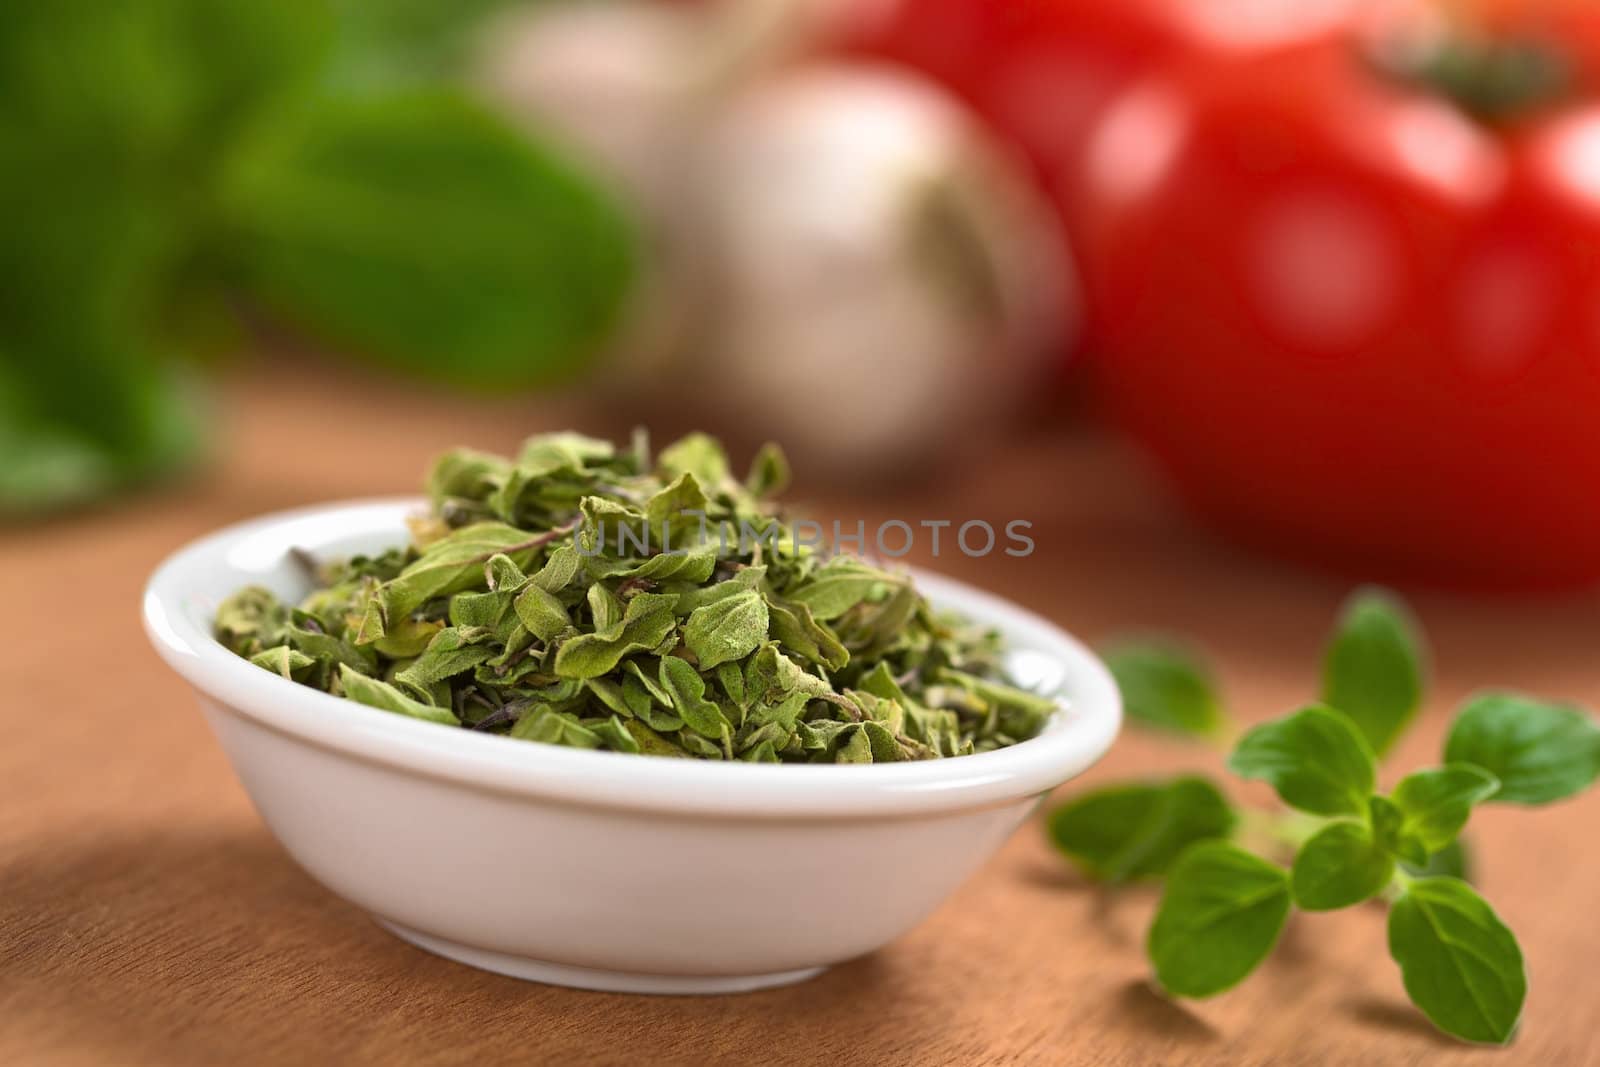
xmin=848 ymin=0 xmax=1600 ymax=588
xmin=1080 ymin=38 xmax=1600 ymax=589
xmin=841 ymin=0 xmax=1374 ymax=246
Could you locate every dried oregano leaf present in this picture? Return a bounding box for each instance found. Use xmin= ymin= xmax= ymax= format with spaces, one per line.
xmin=213 ymin=430 xmax=1054 ymax=762
xmin=338 ymin=664 xmax=460 ymax=726
xmin=659 ymin=655 xmax=729 ymax=740
xmin=249 ymin=645 xmax=317 ymax=682
xmin=683 ymin=591 xmax=768 ymax=670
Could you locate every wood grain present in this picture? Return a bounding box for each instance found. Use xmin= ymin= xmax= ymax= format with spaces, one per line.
xmin=3 ymin=361 xmax=1597 ymax=1066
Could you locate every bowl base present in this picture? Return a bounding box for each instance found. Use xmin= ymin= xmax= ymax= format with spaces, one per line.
xmin=377 ymin=919 xmax=828 ymax=995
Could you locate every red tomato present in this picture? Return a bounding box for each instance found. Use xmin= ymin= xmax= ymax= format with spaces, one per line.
xmin=840 ymin=0 xmax=1376 ymax=246
xmin=1079 ymin=41 xmax=1600 ymax=589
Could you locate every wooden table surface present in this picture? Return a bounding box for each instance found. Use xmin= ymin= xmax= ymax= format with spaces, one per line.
xmin=4 ymin=361 xmax=1598 ymax=1067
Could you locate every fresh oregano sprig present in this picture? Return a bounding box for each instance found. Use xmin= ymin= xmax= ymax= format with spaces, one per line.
xmin=1048 ymin=588 xmax=1600 ymax=1045
xmin=215 ymin=430 xmax=1054 ymax=763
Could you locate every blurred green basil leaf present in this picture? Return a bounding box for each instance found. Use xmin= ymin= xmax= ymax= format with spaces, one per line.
xmin=0 ymin=0 xmax=324 ymax=513
xmin=327 ymin=0 xmax=521 ymax=89
xmin=223 ymin=89 xmax=632 ymax=388
xmin=0 ymin=1 xmax=634 ymax=515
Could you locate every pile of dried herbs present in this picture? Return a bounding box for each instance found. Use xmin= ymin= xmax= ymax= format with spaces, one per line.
xmin=215 ymin=431 xmax=1053 ymax=762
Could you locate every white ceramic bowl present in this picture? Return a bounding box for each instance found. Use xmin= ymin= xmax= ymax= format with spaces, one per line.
xmin=143 ymin=499 xmax=1120 ymax=994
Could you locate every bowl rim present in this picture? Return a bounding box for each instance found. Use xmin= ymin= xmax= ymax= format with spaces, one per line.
xmin=142 ymin=497 xmax=1121 ymax=818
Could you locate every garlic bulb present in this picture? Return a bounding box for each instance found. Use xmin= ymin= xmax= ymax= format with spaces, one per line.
xmin=689 ymin=65 xmax=1072 ymax=475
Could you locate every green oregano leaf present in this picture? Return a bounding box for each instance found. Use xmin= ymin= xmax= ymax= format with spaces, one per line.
xmin=1388 ymin=878 xmax=1526 ymax=1045
xmin=1443 ymin=692 xmax=1600 ymax=805
xmin=1388 ymin=764 xmax=1500 ymax=853
xmin=1227 ymin=704 xmax=1376 ymax=816
xmin=1290 ymin=821 xmax=1393 ymax=911
xmin=1321 ymin=587 xmax=1426 ymax=756
xmin=1148 ymin=842 xmax=1292 ymax=998
xmin=1047 ymin=777 xmax=1235 ymax=882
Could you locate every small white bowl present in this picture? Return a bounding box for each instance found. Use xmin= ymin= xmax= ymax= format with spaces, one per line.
xmin=143 ymin=499 xmax=1120 ymax=994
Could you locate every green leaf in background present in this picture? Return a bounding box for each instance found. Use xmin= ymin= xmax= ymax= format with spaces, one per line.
xmin=0 ymin=136 xmax=198 ymax=515
xmin=1047 ymin=777 xmax=1235 ymax=882
xmin=1388 ymin=878 xmax=1525 ymax=1045
xmin=0 ymin=0 xmax=337 ymax=514
xmin=0 ymin=358 xmax=204 ymax=514
xmin=1387 ymin=765 xmax=1499 ymax=854
xmin=0 ymin=298 xmax=211 ymax=513
xmin=222 ymin=89 xmax=633 ymax=388
xmin=1321 ymin=588 xmax=1425 ymax=756
xmin=1 ymin=1 xmax=644 ymax=516
xmin=1101 ymin=638 xmax=1227 ymax=739
xmin=1290 ymin=821 xmax=1393 ymax=911
xmin=0 ymin=1 xmax=321 ymax=185
xmin=1148 ymin=842 xmax=1292 ymax=998
xmin=1227 ymin=705 xmax=1376 ymax=817
xmin=160 ymin=0 xmax=333 ymax=147
xmin=744 ymin=442 xmax=790 ymax=499
xmin=1443 ymin=692 xmax=1600 ymax=805
xmin=326 ymin=0 xmax=519 ymax=89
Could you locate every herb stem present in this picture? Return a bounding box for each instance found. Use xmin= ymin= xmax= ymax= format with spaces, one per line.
xmin=1232 ymin=808 xmax=1325 ymax=861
